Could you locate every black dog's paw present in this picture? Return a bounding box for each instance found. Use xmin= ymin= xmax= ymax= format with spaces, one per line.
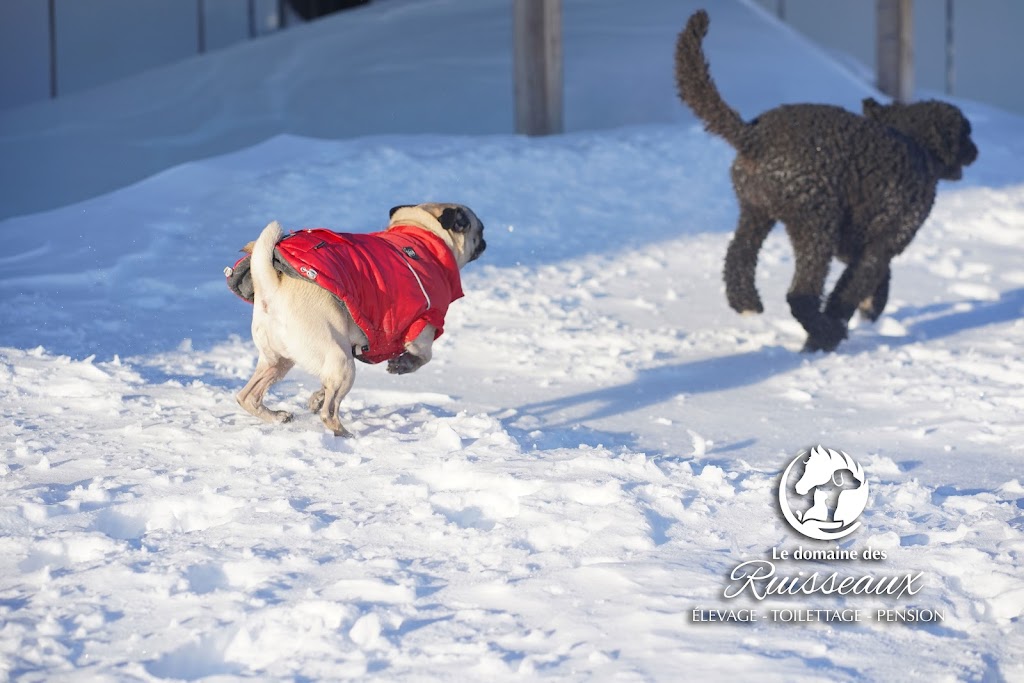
xmin=801 ymin=318 xmax=848 ymax=353
xmin=387 ymin=352 xmax=425 ymax=375
xmin=858 ymin=297 xmax=884 ymax=322
xmin=736 ymin=302 xmax=764 ymax=316
xmin=858 ymin=305 xmax=882 ymax=323
xmin=726 ymin=290 xmax=764 ymax=316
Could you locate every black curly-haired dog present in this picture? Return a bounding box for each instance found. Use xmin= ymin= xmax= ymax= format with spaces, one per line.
xmin=675 ymin=10 xmax=978 ymax=351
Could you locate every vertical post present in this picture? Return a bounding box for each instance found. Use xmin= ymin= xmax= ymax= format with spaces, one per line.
xmin=876 ymin=0 xmax=913 ymax=102
xmin=513 ymin=0 xmax=563 ymax=136
xmin=248 ymin=0 xmax=257 ymax=38
xmin=48 ymin=0 xmax=57 ymax=98
xmin=944 ymin=0 xmax=954 ymax=95
xmin=776 ymin=0 xmax=786 ymax=21
xmin=278 ymin=0 xmax=288 ymax=29
xmin=197 ymin=0 xmax=207 ymax=53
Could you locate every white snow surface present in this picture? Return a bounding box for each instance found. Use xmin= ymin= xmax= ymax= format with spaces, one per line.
xmin=2 ymin=0 xmax=1024 ymax=681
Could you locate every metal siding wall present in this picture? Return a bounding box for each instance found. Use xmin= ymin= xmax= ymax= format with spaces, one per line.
xmin=912 ymin=1 xmax=946 ymax=96
xmin=0 ymin=0 xmax=52 ymax=109
xmin=954 ymin=0 xmax=1024 ymax=114
xmin=53 ymin=0 xmax=197 ymax=96
xmin=2 ymin=1 xmax=1022 ymax=116
xmin=204 ymin=0 xmax=252 ymax=51
xmin=750 ymin=0 xmax=1024 ymax=114
xmin=782 ymin=0 xmax=874 ymax=72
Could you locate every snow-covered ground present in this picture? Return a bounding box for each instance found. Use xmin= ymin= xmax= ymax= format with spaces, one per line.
xmin=2 ymin=0 xmax=1023 ymax=680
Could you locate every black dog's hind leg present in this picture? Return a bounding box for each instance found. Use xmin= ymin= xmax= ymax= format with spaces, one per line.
xmin=857 ymin=267 xmax=890 ymax=322
xmin=786 ymin=230 xmax=848 ymax=352
xmin=724 ymin=203 xmax=775 ymax=314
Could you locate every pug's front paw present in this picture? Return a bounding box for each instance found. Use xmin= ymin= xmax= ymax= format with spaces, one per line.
xmin=387 ymin=352 xmax=426 ymax=375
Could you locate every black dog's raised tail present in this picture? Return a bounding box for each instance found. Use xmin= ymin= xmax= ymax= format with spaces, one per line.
xmin=675 ymin=10 xmax=745 ymax=147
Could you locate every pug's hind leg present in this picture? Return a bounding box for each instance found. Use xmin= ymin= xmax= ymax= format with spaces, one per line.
xmin=319 ymin=349 xmax=356 ymax=437
xmin=308 ymin=387 xmax=325 ymax=413
xmin=237 ymin=356 xmax=295 ymax=423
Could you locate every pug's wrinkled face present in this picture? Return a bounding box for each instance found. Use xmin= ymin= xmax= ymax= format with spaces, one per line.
xmin=389 ymin=203 xmax=487 ymax=267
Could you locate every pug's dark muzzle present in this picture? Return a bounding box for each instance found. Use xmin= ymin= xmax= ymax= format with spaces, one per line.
xmin=471 ymin=236 xmax=487 ymax=262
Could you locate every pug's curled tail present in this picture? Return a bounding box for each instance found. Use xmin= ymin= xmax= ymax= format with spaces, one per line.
xmin=250 ymin=221 xmax=284 ymax=300
xmin=674 ymin=10 xmax=746 ymax=148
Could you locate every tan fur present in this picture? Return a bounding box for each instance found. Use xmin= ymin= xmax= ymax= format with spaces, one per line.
xmin=235 ymin=203 xmax=485 ymax=437
xmin=389 ymin=204 xmax=483 ymax=268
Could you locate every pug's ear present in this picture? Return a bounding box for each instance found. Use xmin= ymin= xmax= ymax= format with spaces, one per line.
xmin=389 ymin=205 xmax=414 ymax=218
xmin=438 ymin=207 xmax=470 ymax=233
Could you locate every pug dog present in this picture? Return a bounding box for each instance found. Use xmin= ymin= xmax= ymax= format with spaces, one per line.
xmin=230 ymin=203 xmax=486 ymax=436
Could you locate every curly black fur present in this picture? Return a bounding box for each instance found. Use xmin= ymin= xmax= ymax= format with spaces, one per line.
xmin=675 ymin=10 xmax=978 ymax=351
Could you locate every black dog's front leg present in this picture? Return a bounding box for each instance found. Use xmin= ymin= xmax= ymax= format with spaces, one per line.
xmin=786 ymin=236 xmax=848 ymax=352
xmin=826 ymin=251 xmax=892 ymax=330
xmin=857 ymin=268 xmax=891 ymax=322
xmin=788 ymin=293 xmax=848 ymax=352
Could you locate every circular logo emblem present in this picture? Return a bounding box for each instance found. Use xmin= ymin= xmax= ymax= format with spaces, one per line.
xmin=778 ymin=445 xmax=869 ymax=540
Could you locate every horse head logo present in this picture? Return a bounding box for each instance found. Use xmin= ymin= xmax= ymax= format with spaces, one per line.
xmin=780 ymin=446 xmax=870 ymax=540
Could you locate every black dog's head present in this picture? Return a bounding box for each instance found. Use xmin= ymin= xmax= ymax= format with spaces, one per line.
xmin=863 ymin=98 xmax=979 ymax=180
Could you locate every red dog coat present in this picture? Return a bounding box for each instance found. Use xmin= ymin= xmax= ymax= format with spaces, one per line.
xmin=228 ymin=225 xmax=463 ymax=364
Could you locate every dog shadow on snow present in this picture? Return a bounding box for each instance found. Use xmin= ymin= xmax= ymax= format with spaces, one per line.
xmin=515 ymin=345 xmax=803 ymax=435
xmin=884 ymin=286 xmax=1024 ymax=348
xmin=513 ymin=287 xmax=1024 ymax=438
